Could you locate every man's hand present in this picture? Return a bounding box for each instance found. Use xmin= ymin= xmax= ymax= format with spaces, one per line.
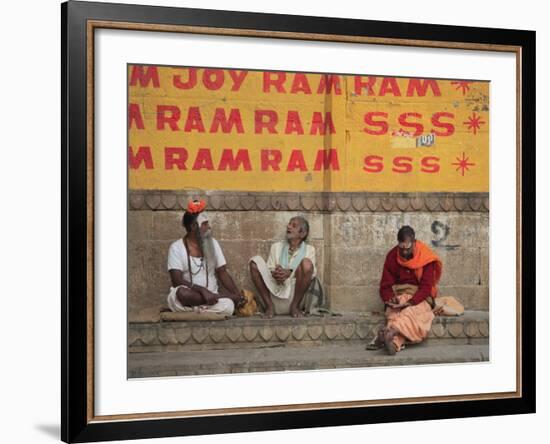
xmin=272 ymin=265 xmax=291 ymax=284
xmin=388 ymin=293 xmax=413 ymax=309
xmin=198 ymin=287 xmax=219 ymax=305
xmin=387 ymin=301 xmax=411 ymax=309
xmin=387 ymin=294 xmax=413 ymax=309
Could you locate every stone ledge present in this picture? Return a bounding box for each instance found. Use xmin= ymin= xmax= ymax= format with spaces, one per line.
xmin=128 ymin=310 xmax=489 ymax=352
xmin=128 ymin=342 xmax=490 ymax=378
xmin=128 ymin=191 xmax=490 ymax=213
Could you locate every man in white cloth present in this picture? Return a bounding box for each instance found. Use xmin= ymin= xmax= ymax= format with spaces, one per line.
xmin=167 ymin=200 xmax=244 ymax=315
xmin=249 ymin=216 xmax=316 ymax=318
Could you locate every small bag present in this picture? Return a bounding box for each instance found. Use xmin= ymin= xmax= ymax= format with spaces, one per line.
xmin=434 ymin=296 xmax=465 ymax=316
xmin=303 ymin=276 xmax=327 ymax=316
xmin=236 ymin=289 xmax=258 ymax=317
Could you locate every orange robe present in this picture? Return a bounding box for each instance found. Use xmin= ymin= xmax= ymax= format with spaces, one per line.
xmin=380 ymin=240 xmax=443 ymax=352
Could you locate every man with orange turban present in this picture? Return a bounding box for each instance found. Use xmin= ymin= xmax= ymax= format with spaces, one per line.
xmin=166 ymin=199 xmax=244 ymax=315
xmin=374 ymin=225 xmax=443 ymax=355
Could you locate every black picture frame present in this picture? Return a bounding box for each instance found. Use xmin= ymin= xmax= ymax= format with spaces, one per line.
xmin=62 ymin=1 xmax=536 ymax=442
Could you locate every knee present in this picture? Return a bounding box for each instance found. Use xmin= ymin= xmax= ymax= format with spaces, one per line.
xmin=218 ymin=298 xmax=235 ymax=316
xmin=297 ymin=258 xmax=313 ymax=276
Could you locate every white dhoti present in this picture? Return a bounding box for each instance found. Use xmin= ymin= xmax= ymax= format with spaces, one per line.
xmin=166 ymin=285 xmax=235 ymax=316
xmin=249 ymin=255 xmax=301 ymax=315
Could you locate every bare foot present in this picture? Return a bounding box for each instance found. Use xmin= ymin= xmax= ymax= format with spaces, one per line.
xmin=289 ymin=306 xmax=304 ymax=318
xmin=366 ymin=327 xmax=386 ymax=350
xmin=366 ymin=328 xmax=385 ymax=350
xmin=262 ymin=306 xmax=274 ymax=319
xmin=384 ymin=327 xmax=399 ymax=356
xmin=375 ymin=327 xmax=385 ymax=348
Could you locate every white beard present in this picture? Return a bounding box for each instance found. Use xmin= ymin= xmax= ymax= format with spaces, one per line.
xmin=199 ymin=229 xmax=217 ymax=268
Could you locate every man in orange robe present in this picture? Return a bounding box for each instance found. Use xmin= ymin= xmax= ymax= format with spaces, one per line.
xmin=376 ymin=225 xmax=443 ymax=355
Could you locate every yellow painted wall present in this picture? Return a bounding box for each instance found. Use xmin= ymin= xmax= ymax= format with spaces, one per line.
xmin=128 ymin=65 xmax=489 ymax=192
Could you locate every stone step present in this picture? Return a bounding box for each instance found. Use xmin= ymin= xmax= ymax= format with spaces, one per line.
xmin=129 ymin=310 xmax=489 ymax=353
xmin=128 ymin=342 xmax=489 ymax=378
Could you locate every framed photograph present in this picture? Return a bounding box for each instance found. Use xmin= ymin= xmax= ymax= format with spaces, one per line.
xmin=62 ymin=0 xmax=535 ymax=442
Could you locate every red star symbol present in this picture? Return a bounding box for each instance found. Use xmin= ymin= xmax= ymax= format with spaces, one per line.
xmin=463 ymin=112 xmax=486 ymax=135
xmin=451 ymin=81 xmax=473 ymax=95
xmin=451 ymin=152 xmax=476 ymax=176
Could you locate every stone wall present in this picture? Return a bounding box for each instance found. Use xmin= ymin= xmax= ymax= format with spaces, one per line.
xmin=128 ymin=191 xmax=489 ymax=319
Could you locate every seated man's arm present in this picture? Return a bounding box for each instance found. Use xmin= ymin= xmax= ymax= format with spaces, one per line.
xmin=275 ymin=244 xmax=316 ymax=282
xmin=168 ymin=269 xmax=209 ymax=305
xmin=168 ymin=269 xmax=192 ymax=288
xmin=216 ymin=265 xmax=240 ymax=296
xmin=167 ymin=245 xmax=214 ymax=305
xmin=380 ymin=259 xmax=397 ymax=304
xmin=410 ymin=261 xmax=436 ymax=305
xmin=267 ymin=243 xmax=286 ymax=282
xmin=167 ymin=243 xmax=192 ymax=288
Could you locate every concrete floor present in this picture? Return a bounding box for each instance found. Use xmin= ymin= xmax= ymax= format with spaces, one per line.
xmin=128 ymin=341 xmax=489 ymax=378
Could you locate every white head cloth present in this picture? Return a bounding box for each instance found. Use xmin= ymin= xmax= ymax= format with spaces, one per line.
xmin=197 ymin=212 xmax=210 ymax=226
